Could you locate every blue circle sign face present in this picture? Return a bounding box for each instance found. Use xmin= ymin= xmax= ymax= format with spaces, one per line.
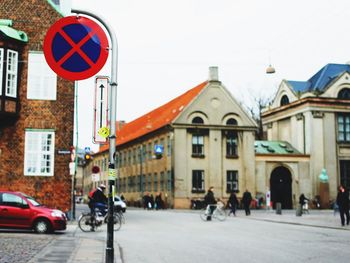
xmin=43 ymin=16 xmax=109 ymax=81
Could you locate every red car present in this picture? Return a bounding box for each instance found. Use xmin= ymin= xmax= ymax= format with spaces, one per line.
xmin=0 ymin=191 xmax=67 ymax=233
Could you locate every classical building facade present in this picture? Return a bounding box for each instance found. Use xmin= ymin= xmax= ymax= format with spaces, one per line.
xmin=87 ymin=67 xmax=258 ymax=209
xmin=0 ymin=0 xmax=74 ymax=212
xmin=261 ymin=63 xmax=350 ymax=208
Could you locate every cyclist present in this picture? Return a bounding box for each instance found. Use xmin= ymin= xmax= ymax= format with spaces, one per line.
xmin=204 ymin=186 xmax=217 ymax=221
xmin=88 ymin=184 xmax=108 ymax=230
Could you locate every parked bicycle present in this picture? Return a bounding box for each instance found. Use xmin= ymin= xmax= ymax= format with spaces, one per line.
xmin=78 ymin=205 xmax=122 ymax=232
xmin=200 ymin=202 xmax=227 ymax=221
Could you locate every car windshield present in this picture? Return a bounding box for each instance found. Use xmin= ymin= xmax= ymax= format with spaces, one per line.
xmin=22 ymin=194 xmax=42 ymax=207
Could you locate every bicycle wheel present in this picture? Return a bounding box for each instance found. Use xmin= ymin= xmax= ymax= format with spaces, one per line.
xmin=112 ymin=212 xmax=122 ymax=231
xmin=78 ymin=214 xmax=96 ymax=232
xmin=215 ymin=208 xmax=227 ymax=221
xmin=118 ymin=212 xmax=126 ymax=224
xmin=200 ymin=208 xmax=209 ymax=221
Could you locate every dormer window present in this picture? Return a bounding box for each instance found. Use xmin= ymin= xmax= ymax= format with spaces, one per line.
xmin=280 ymin=95 xmax=289 ymax=106
xmin=192 ymin=116 xmax=204 ymax=124
xmin=338 ymin=88 xmax=350 ymax=100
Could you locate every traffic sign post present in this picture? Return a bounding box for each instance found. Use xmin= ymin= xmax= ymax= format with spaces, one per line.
xmin=43 ymin=16 xmax=109 ymax=81
xmin=70 ymin=9 xmax=119 ymax=263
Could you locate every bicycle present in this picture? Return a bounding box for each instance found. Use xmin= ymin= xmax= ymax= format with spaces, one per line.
xmin=200 ymin=203 xmax=227 ymax=221
xmin=78 ymin=206 xmax=122 ymax=232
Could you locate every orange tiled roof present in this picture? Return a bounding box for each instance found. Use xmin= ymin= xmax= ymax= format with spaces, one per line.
xmin=98 ymin=81 xmax=208 ymax=153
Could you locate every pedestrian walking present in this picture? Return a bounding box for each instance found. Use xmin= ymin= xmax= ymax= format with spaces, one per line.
xmin=204 ymin=186 xmax=217 ymax=220
xmin=227 ymin=192 xmax=239 ymax=216
xmin=299 ymin=193 xmax=309 ymax=214
xmin=336 ymin=185 xmax=350 ymax=226
xmin=155 ymin=192 xmax=164 ymax=210
xmin=242 ymin=189 xmax=252 ymax=216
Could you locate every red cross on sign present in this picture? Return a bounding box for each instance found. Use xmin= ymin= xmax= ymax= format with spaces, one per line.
xmin=43 ymin=16 xmax=109 ymax=81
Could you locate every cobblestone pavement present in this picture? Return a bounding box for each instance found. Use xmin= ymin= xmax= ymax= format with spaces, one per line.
xmin=0 ymin=232 xmax=54 ymax=263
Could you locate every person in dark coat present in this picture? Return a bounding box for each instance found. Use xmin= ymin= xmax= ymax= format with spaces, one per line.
xmin=299 ymin=193 xmax=309 ymax=214
xmin=242 ymin=189 xmax=252 ymax=216
xmin=336 ymin=185 xmax=350 ymax=226
xmin=228 ymin=192 xmax=239 ymax=216
xmin=204 ymin=186 xmax=217 ymax=220
xmin=88 ymin=184 xmax=108 ymax=214
xmin=155 ymin=192 xmax=164 ymax=210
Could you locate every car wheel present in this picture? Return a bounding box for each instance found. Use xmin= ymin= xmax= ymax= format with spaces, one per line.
xmin=34 ymin=219 xmax=51 ymax=234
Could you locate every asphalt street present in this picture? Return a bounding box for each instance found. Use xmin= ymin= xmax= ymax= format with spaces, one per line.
xmin=1 ymin=206 xmax=350 ymax=263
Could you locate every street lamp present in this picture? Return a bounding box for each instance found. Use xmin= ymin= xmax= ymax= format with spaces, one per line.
xmin=266 ymin=64 xmax=276 ymax=74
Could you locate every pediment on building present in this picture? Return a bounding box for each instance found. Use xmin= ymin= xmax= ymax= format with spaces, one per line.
xmin=269 ymin=80 xmax=299 ymax=110
xmin=173 ymin=81 xmax=257 ymax=128
xmin=321 ymin=71 xmax=350 ymax=98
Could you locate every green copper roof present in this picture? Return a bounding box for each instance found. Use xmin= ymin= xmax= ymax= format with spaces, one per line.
xmin=0 ymin=20 xmax=28 ymax=43
xmin=46 ymin=0 xmax=65 ymax=17
xmin=255 ymin=141 xmax=302 ymax=155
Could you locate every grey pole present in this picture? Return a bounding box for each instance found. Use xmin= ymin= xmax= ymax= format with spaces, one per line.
xmin=71 ymin=9 xmax=118 ymax=263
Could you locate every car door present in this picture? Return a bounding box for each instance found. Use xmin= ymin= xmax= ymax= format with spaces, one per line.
xmin=0 ymin=193 xmax=32 ymax=228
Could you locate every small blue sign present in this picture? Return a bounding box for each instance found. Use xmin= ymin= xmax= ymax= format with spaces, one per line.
xmin=154 ymin=145 xmax=164 ymax=154
xmin=85 ymin=147 xmax=91 ymax=153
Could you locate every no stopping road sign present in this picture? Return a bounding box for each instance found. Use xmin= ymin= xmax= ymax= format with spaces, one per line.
xmin=43 ymin=16 xmax=109 ymax=81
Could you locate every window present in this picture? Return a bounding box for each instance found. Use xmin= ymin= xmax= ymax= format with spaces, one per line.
xmin=148 ymin=174 xmax=152 ymax=192
xmin=27 ymin=52 xmax=57 ymax=100
xmin=160 ymin=171 xmax=165 ymax=191
xmin=192 ymin=117 xmax=204 ymax=124
xmin=338 ymin=88 xmax=350 ymax=100
xmin=226 ymin=118 xmax=237 ymax=125
xmin=0 ymin=48 xmax=3 ymax=95
xmin=340 ymin=160 xmax=350 ymax=189
xmin=24 ymin=130 xmax=55 ymax=176
xmin=6 ymin=49 xmax=18 ymax=98
xmin=226 ymin=132 xmax=238 ymax=157
xmin=167 ymin=170 xmax=173 ymax=192
xmin=167 ymin=136 xmax=172 ymax=156
xmin=148 ymin=143 xmax=152 ymax=160
xmin=141 ymin=174 xmax=146 ymax=192
xmin=338 ymin=113 xmax=350 ymax=142
xmin=280 ymin=95 xmax=289 ymax=106
xmin=192 ymin=170 xmax=204 ymax=193
xmin=153 ymin=173 xmax=158 ymax=192
xmin=192 ymin=135 xmax=204 ymax=156
xmin=0 ymin=193 xmax=27 ymax=207
xmin=227 ymin=170 xmax=239 ymax=193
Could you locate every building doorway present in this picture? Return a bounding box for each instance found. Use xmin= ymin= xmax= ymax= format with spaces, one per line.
xmin=270 ymin=166 xmax=292 ymax=209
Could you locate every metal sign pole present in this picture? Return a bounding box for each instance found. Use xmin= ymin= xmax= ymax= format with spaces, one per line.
xmin=72 ymin=9 xmax=118 ymax=263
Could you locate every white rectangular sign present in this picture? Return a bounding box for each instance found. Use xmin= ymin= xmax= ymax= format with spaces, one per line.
xmin=91 ymin=173 xmax=100 ymax=182
xmin=93 ymin=76 xmax=109 ymax=144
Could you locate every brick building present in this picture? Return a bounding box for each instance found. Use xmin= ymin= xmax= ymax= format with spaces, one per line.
xmin=0 ymin=0 xmax=74 ymax=212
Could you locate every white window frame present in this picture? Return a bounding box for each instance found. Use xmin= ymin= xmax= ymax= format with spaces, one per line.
xmin=27 ymin=52 xmax=57 ymax=100
xmin=24 ymin=130 xmax=55 ymax=176
xmin=0 ymin=48 xmax=3 ymax=95
xmin=5 ymin=49 xmax=18 ymax=98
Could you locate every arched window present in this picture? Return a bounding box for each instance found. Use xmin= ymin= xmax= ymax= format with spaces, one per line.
xmin=280 ymin=95 xmax=289 ymax=106
xmin=192 ymin=116 xmax=204 ymax=124
xmin=338 ymin=88 xmax=350 ymax=99
xmin=226 ymin=118 xmax=238 ymax=125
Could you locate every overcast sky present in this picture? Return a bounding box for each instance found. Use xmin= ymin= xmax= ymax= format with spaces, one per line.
xmin=69 ymin=0 xmax=350 ymax=151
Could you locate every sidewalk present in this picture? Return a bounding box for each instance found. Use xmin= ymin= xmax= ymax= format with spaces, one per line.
xmin=242 ymin=208 xmax=350 ymax=230
xmin=28 ymin=221 xmax=122 ymax=263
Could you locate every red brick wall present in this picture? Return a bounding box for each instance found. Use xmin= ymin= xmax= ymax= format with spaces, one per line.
xmin=0 ymin=0 xmax=74 ymax=212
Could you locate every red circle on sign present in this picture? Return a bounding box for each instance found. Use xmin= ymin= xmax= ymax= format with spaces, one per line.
xmin=43 ymin=16 xmax=109 ymax=81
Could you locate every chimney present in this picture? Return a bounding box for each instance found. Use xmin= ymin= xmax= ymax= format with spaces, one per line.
xmin=209 ymin=66 xmax=219 ymax=82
